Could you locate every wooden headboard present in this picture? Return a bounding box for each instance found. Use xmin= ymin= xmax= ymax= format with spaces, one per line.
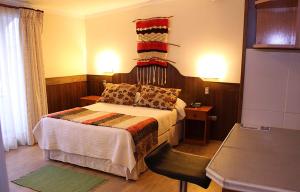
xmin=88 ymin=64 xmax=205 ymax=104
xmin=84 ymin=64 xmax=241 ymax=140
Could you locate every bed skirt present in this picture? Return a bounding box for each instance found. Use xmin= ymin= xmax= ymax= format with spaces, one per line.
xmin=43 ymin=122 xmax=183 ymax=180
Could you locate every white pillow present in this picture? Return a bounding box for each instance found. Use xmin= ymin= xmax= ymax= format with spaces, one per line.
xmin=175 ymin=98 xmax=186 ymax=120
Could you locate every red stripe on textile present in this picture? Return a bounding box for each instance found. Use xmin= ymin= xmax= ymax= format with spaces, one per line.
xmin=47 ymin=107 xmax=82 ymax=117
xmin=136 ymin=18 xmax=169 ymax=29
xmin=126 ymin=118 xmax=157 ymax=135
xmin=82 ymin=113 xmax=117 ymax=124
xmin=137 ymin=42 xmax=168 ymax=51
xmin=137 ymin=59 xmax=168 ymax=67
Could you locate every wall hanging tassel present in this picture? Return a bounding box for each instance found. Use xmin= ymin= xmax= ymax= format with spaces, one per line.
xmin=137 ymin=67 xmax=140 ymax=84
xmin=147 ymin=67 xmax=149 ymax=84
xmin=149 ymin=66 xmax=151 ymax=84
xmin=149 ymin=67 xmax=151 ymax=84
xmin=135 ymin=17 xmax=173 ymax=85
xmin=161 ymin=68 xmax=164 ymax=85
xmin=141 ymin=67 xmax=143 ymax=84
xmin=139 ymin=68 xmax=143 ymax=84
xmin=158 ymin=67 xmax=160 ymax=85
xmin=161 ymin=67 xmax=163 ymax=85
xmin=139 ymin=67 xmax=141 ymax=84
xmin=149 ymin=66 xmax=152 ymax=84
xmin=143 ymin=67 xmax=145 ymax=84
xmin=164 ymin=68 xmax=167 ymax=85
xmin=159 ymin=68 xmax=161 ymax=85
xmin=150 ymin=67 xmax=152 ymax=84
xmin=153 ymin=66 xmax=156 ymax=84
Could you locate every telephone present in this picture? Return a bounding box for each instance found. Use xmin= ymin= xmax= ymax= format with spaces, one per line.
xmin=190 ymin=102 xmax=202 ymax=108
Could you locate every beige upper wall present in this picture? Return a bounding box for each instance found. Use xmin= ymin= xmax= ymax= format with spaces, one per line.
xmin=85 ymin=0 xmax=245 ymax=83
xmin=42 ymin=13 xmax=86 ymax=78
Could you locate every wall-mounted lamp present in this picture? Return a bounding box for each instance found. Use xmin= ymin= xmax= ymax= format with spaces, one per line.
xmin=95 ymin=50 xmax=120 ymax=75
xmin=197 ymin=54 xmax=227 ymax=81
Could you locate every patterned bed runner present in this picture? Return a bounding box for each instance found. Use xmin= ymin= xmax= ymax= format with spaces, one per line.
xmin=47 ymin=107 xmax=158 ymax=161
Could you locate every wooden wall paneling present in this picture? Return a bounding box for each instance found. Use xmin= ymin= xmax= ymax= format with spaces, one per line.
xmin=87 ymin=75 xmax=112 ymax=96
xmin=46 ymin=75 xmax=87 ymax=113
xmin=46 ymin=75 xmax=86 ymax=85
xmin=204 ymin=82 xmax=240 ymax=140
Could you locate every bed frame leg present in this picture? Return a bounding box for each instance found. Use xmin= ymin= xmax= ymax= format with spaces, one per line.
xmin=179 ymin=180 xmax=187 ymax=192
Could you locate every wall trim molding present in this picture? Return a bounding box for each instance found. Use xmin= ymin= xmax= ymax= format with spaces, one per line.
xmin=46 ymin=75 xmax=87 ymax=85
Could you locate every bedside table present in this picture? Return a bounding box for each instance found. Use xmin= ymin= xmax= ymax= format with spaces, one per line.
xmin=184 ymin=106 xmax=213 ymax=144
xmin=80 ymin=95 xmax=101 ymax=107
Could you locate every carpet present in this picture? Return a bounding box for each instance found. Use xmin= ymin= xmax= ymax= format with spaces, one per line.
xmin=12 ymin=165 xmax=106 ymax=192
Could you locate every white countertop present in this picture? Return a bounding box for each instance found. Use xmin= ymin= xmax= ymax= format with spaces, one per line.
xmin=206 ymin=124 xmax=300 ymax=192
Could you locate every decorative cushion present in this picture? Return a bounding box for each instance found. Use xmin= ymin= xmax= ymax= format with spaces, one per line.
xmin=98 ymin=83 xmax=139 ymax=105
xmin=137 ymin=85 xmax=181 ymax=110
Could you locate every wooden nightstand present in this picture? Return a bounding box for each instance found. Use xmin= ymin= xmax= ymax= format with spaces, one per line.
xmin=184 ymin=106 xmax=213 ymax=144
xmin=80 ymin=95 xmax=101 ymax=107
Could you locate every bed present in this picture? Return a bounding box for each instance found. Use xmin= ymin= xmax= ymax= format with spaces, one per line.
xmin=35 ymin=64 xmax=194 ymax=180
xmin=33 ymin=101 xmax=185 ymax=180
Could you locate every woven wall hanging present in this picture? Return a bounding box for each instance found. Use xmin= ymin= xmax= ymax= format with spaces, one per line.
xmin=135 ymin=17 xmax=171 ymax=85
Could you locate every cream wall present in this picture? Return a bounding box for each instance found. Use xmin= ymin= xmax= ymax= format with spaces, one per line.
xmin=85 ymin=0 xmax=245 ymax=83
xmin=42 ymin=13 xmax=86 ymax=78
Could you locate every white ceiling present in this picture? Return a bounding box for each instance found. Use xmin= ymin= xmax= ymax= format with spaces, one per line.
xmin=1 ymin=0 xmax=153 ymax=16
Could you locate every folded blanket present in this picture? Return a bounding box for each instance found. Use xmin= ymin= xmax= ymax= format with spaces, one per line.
xmin=47 ymin=107 xmax=158 ymax=161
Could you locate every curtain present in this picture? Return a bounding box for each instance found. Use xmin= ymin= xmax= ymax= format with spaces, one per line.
xmin=19 ymin=8 xmax=48 ymax=145
xmin=0 ymin=7 xmax=47 ymax=150
xmin=0 ymin=7 xmax=29 ymax=151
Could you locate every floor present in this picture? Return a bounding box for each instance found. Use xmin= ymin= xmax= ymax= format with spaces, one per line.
xmin=6 ymin=141 xmax=222 ymax=192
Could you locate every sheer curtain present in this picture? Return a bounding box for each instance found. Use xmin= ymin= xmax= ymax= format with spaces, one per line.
xmin=0 ymin=7 xmax=28 ymax=151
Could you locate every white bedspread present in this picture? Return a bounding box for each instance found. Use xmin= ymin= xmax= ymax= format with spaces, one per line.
xmin=33 ymin=103 xmax=177 ymax=172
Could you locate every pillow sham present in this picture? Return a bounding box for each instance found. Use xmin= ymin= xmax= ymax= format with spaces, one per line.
xmin=98 ymin=83 xmax=139 ymax=105
xmin=136 ymin=85 xmax=181 ymax=110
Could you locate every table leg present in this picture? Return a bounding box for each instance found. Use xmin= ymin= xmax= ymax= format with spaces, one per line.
xmin=204 ymin=120 xmax=208 ymax=144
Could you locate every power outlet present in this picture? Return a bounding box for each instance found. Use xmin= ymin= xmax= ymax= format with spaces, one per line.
xmin=209 ymin=116 xmax=217 ymax=121
xmin=205 ymin=87 xmax=209 ymax=95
